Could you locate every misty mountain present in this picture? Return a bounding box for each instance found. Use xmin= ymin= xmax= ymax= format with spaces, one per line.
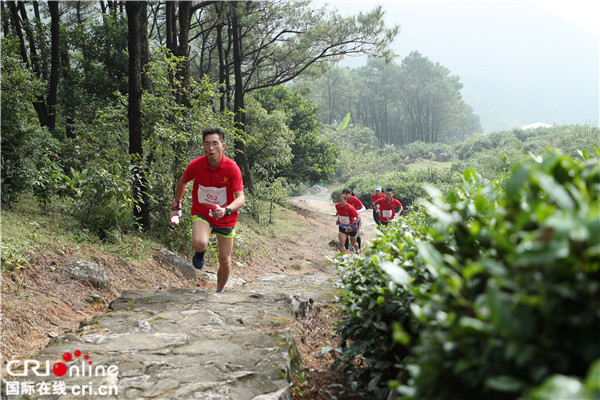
xmin=332 ymin=1 xmax=599 ymax=133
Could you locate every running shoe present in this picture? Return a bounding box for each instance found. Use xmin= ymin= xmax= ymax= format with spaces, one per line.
xmin=192 ymin=251 xmax=205 ymax=270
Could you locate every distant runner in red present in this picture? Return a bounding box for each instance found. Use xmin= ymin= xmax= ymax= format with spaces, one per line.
xmin=170 ymin=127 xmax=245 ymax=294
xmin=342 ymin=188 xmax=366 ymax=250
xmin=374 ymin=188 xmax=403 ymax=225
xmin=371 ymin=186 xmax=386 ymax=225
xmin=335 ymin=194 xmax=361 ymax=253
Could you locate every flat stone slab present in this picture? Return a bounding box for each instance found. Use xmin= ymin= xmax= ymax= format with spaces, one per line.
xmin=2 ymin=273 xmax=338 ymax=400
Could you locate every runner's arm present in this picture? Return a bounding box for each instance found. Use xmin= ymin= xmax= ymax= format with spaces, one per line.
xmin=170 ymin=174 xmax=188 ymax=218
xmin=228 ymin=190 xmax=245 ymax=212
xmin=213 ymin=190 xmax=245 ymax=219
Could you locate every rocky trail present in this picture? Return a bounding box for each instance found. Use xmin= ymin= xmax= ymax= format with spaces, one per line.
xmin=1 ymin=187 xmax=378 ymax=399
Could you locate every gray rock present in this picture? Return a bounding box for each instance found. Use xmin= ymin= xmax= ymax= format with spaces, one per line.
xmin=83 ymin=293 xmax=106 ymax=306
xmin=289 ymin=294 xmax=314 ymax=321
xmin=66 ymin=260 xmax=109 ymax=288
xmin=159 ymin=248 xmax=197 ymax=279
xmin=7 ymin=273 xmax=338 ymax=400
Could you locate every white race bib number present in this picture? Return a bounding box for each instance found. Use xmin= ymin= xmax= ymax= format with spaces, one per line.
xmin=382 ymin=210 xmax=392 ymax=218
xmin=198 ymin=185 xmax=227 ymax=206
xmin=339 ymin=216 xmax=350 ymax=225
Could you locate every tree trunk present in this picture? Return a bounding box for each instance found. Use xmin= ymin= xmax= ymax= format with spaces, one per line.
xmin=8 ymin=1 xmax=28 ymax=68
xmin=231 ymin=4 xmax=254 ymax=196
xmin=126 ymin=1 xmax=150 ymax=231
xmin=165 ymin=1 xmax=177 ymax=53
xmin=175 ymin=1 xmax=191 ymax=106
xmin=1 ymin=2 xmax=10 ymax=36
xmin=47 ymin=0 xmax=60 ymax=131
xmin=138 ymin=1 xmax=152 ymax=92
xmin=215 ymin=3 xmax=226 ymax=113
xmin=17 ymin=2 xmax=39 ymax=75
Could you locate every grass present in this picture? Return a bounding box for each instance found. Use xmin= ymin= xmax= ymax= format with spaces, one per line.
xmin=1 ymin=196 xmax=160 ymax=272
xmin=239 ymin=201 xmax=310 ymax=239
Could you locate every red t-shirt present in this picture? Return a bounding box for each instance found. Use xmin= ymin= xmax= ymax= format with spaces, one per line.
xmin=371 ymin=193 xmax=385 ymax=208
xmin=335 ymin=203 xmax=359 ymax=227
xmin=347 ymin=195 xmax=364 ymax=211
xmin=375 ymin=197 xmax=403 ymax=223
xmin=183 ymin=155 xmax=243 ymax=227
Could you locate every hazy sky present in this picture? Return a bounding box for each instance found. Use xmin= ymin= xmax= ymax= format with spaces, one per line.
xmin=324 ymin=0 xmax=599 ymax=132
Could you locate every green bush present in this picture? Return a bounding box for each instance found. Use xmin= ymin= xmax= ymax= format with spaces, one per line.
xmin=1 ymin=38 xmax=61 ymax=206
xmin=334 ymin=149 xmax=600 ymax=399
xmin=61 ymin=165 xmax=133 ymax=240
xmin=331 ymin=212 xmax=429 ymax=398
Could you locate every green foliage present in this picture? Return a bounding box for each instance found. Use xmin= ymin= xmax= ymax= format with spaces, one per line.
xmin=67 ymin=14 xmax=129 ymax=100
xmin=331 ymin=211 xmax=428 ymax=398
xmin=244 ymin=95 xmax=293 ymax=180
xmin=454 ymin=125 xmax=600 ymax=179
xmin=60 ymin=165 xmax=133 ymax=240
xmin=334 ymin=150 xmax=600 ymax=399
xmin=252 ymin=86 xmax=339 ymax=184
xmin=401 ymin=141 xmax=455 ymax=161
xmin=0 ymin=38 xmax=61 ymax=206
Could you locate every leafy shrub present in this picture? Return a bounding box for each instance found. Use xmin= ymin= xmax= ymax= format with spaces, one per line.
xmin=0 ymin=38 xmax=61 ymax=206
xmin=334 ymin=149 xmax=600 ymax=399
xmin=61 ymin=165 xmax=133 ymax=240
xmin=331 ymin=211 xmax=429 ymax=398
xmin=401 ymin=141 xmax=455 ymax=161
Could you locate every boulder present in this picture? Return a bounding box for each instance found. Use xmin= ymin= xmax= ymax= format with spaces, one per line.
xmin=158 ymin=248 xmax=197 ymax=279
xmin=66 ymin=260 xmax=109 ymax=288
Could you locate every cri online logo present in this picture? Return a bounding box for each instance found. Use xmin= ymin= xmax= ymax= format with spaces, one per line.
xmin=6 ymin=350 xmax=118 ymax=377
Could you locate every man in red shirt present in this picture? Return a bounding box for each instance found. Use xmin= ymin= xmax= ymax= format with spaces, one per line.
xmin=374 ymin=188 xmax=403 ymax=225
xmin=170 ymin=127 xmax=245 ymax=293
xmin=371 ymin=186 xmax=386 ymax=225
xmin=335 ymin=194 xmax=361 ymax=253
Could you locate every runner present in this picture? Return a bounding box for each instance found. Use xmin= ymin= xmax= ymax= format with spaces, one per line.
xmin=371 ymin=186 xmax=386 ymax=225
xmin=170 ymin=127 xmax=245 ymax=294
xmin=342 ymin=188 xmax=366 ymax=250
xmin=374 ymin=188 xmax=403 ymax=226
xmin=335 ymin=194 xmax=361 ymax=254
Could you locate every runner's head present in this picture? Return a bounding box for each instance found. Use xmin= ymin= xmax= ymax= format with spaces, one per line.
xmin=374 ymin=186 xmax=382 ymax=195
xmin=385 ymin=188 xmax=394 ymax=201
xmin=338 ymin=194 xmax=348 ymax=207
xmin=202 ymin=126 xmax=226 ymax=142
xmin=342 ymin=188 xmax=353 ymax=196
xmin=202 ymin=127 xmax=226 ymax=166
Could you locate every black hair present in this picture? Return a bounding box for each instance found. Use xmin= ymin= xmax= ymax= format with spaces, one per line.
xmin=202 ymin=126 xmax=226 ymax=142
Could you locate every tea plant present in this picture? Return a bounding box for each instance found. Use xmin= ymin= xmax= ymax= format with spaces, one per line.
xmin=333 ymin=149 xmax=600 ymax=399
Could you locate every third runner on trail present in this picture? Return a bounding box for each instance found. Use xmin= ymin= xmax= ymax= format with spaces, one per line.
xmin=335 ymin=194 xmax=361 ymax=254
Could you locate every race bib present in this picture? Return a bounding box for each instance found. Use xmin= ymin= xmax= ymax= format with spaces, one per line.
xmin=382 ymin=210 xmax=393 ymax=218
xmin=198 ymin=185 xmax=227 ymax=206
xmin=338 ymin=216 xmax=351 ymax=225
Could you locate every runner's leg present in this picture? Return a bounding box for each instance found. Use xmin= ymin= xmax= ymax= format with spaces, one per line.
xmin=350 ymin=236 xmax=359 ymax=252
xmin=338 ymin=232 xmax=348 ymax=253
xmin=216 ymin=235 xmax=234 ymax=292
xmin=192 ymin=218 xmax=211 ymax=269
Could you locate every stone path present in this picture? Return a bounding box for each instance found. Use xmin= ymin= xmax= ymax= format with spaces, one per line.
xmin=2 ymin=265 xmax=338 ymax=400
